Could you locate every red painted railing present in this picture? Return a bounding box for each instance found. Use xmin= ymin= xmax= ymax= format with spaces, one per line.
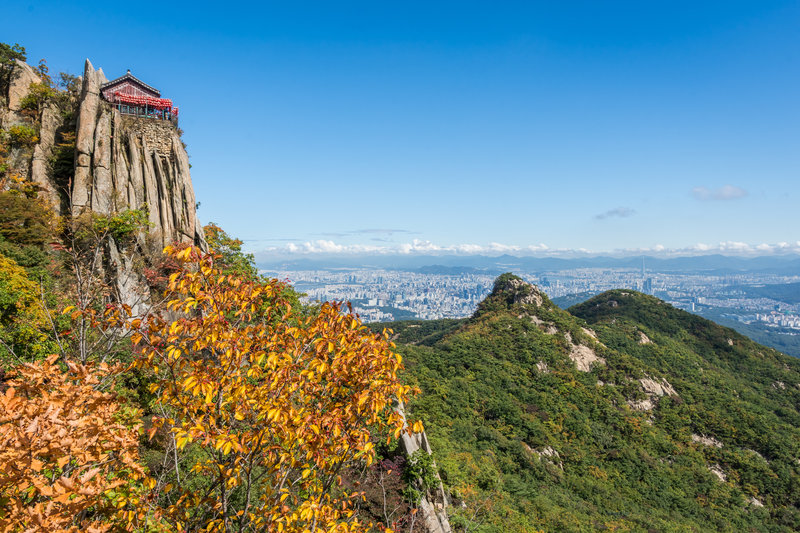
xmin=110 ymin=92 xmax=179 ymax=117
xmin=110 ymin=92 xmax=177 ymax=113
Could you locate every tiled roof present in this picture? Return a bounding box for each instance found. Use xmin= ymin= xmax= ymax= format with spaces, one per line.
xmin=100 ymin=70 xmax=160 ymax=97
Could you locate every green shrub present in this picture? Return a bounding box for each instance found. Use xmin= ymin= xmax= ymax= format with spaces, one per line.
xmin=0 ymin=42 xmax=26 ymax=88
xmin=92 ymin=208 xmax=151 ymax=241
xmin=0 ymin=42 xmax=26 ymax=66
xmin=0 ymin=190 xmax=54 ymax=246
xmin=402 ymin=449 xmax=440 ymax=504
xmin=19 ymin=82 xmax=56 ymax=117
xmin=7 ymin=124 xmax=38 ymax=148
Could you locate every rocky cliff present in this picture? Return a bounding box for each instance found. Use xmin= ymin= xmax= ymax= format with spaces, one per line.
xmin=397 ymin=402 xmax=453 ymax=533
xmin=71 ymin=60 xmax=205 ymax=248
xmin=2 ymin=58 xmax=206 ymax=313
xmin=1 ymin=58 xmax=204 ymax=248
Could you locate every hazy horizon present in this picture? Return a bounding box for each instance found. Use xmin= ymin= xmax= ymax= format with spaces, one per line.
xmin=253 ymin=239 xmax=800 ymax=261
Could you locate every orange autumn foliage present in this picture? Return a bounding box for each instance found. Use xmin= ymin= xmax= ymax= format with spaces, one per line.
xmin=129 ymin=245 xmax=420 ymax=532
xmin=0 ymin=356 xmax=152 ymax=532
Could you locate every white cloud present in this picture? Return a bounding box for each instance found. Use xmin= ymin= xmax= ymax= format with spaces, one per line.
xmin=594 ymin=207 xmax=636 ymax=220
xmin=692 ymin=185 xmax=748 ymax=201
xmin=256 ymin=240 xmax=800 ymax=258
xmin=286 ymin=240 xmax=386 ymax=254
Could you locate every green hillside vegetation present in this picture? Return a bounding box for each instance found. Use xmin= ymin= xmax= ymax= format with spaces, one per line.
xmin=695 ymin=307 xmax=800 ymax=359
xmin=551 ymin=291 xmax=599 ymax=309
xmin=373 ymin=275 xmax=800 ymax=532
xmin=731 ymin=282 xmax=800 ymax=305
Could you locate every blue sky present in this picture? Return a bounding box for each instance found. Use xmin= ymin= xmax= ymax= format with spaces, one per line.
xmin=7 ymin=1 xmax=800 ymax=256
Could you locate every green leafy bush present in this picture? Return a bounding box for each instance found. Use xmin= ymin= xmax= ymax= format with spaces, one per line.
xmin=0 ymin=42 xmax=26 ymax=89
xmin=7 ymin=124 xmax=38 ymax=148
xmin=0 ymin=190 xmax=54 ymax=247
xmin=402 ymin=450 xmax=440 ymax=504
xmin=19 ymin=82 xmax=56 ymax=117
xmin=0 ymin=42 xmax=26 ymax=66
xmin=91 ymin=208 xmax=151 ymax=241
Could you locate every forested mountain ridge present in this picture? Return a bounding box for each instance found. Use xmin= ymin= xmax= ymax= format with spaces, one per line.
xmin=372 ymin=274 xmax=800 ymax=531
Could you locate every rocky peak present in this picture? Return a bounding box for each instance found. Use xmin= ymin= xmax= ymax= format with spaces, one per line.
xmin=473 ymin=273 xmax=549 ymax=318
xmin=3 ymin=59 xmax=40 ymax=121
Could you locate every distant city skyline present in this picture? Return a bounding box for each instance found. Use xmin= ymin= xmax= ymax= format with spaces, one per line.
xmin=7 ymin=1 xmax=799 ymax=254
xmin=261 ymin=258 xmax=800 ymax=356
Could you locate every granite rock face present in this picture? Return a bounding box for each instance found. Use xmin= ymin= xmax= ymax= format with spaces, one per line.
xmin=3 ymin=58 xmax=205 ymax=248
xmin=3 ymin=58 xmax=206 ymax=314
xmin=396 ymin=402 xmax=453 ymax=533
xmin=30 ymin=103 xmax=62 ymax=211
xmin=72 ymin=59 xmax=205 ymax=248
xmin=5 ymin=59 xmax=41 ymax=121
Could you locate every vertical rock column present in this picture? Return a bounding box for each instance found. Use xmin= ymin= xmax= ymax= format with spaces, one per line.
xmin=72 ymin=59 xmax=106 ymax=210
xmin=396 ymin=402 xmax=453 ymax=533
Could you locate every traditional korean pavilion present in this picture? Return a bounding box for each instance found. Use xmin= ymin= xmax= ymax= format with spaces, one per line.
xmin=100 ymin=70 xmax=178 ymax=122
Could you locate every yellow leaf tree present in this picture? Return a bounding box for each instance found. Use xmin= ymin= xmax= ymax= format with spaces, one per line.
xmin=0 ymin=252 xmax=53 ymax=363
xmin=133 ymin=245 xmax=417 ymax=532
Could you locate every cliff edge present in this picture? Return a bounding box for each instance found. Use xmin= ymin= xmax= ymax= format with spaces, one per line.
xmin=71 ymin=60 xmax=205 ymax=248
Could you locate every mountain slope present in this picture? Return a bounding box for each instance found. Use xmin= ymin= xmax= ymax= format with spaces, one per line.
xmin=375 ymin=275 xmax=800 ymax=532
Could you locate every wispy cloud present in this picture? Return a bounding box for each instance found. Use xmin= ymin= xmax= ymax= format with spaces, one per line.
xmin=692 ymin=185 xmax=748 ymax=201
xmin=594 ymin=207 xmax=636 ymax=220
xmin=315 ymin=229 xmax=419 ymax=238
xmin=351 ymin=228 xmax=418 ymax=235
xmin=242 ymin=238 xmax=302 ymax=243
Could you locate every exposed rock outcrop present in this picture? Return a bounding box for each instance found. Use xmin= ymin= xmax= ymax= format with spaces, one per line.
xmin=30 ymin=103 xmax=62 ymax=210
xmin=709 ymin=464 xmax=727 ymax=482
xmin=4 ymin=58 xmax=205 ymax=249
xmin=569 ymin=342 xmax=605 ymax=372
xmin=5 ymin=59 xmax=40 ymax=122
xmin=639 ymin=376 xmax=677 ymax=397
xmin=565 ymin=331 xmax=605 ymax=372
xmin=3 ymin=58 xmax=206 ymax=315
xmin=71 ymin=60 xmax=205 ymax=248
xmin=529 ymin=445 xmax=564 ymax=471
xmin=628 ymin=376 xmax=678 ymax=411
xmin=475 ymin=273 xmax=547 ymax=318
xmin=396 ymin=402 xmax=452 ymax=533
xmin=1 ymin=60 xmax=44 ymax=181
xmin=691 ymin=434 xmax=723 ymax=448
xmin=748 ymin=496 xmax=765 ymax=508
